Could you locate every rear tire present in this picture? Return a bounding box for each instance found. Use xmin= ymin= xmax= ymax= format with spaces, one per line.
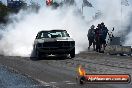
xmin=70 ymin=48 xmax=75 ymax=58
xmin=36 ymin=49 xmax=41 ymax=60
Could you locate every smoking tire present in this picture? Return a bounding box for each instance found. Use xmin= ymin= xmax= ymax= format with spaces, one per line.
xmin=33 ymin=44 xmax=40 ymax=59
xmin=36 ymin=50 xmax=42 ymax=59
xmin=70 ymin=47 xmax=75 ymax=58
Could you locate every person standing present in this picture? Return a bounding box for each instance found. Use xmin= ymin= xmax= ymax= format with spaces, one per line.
xmin=87 ymin=25 xmax=96 ymax=51
xmin=100 ymin=22 xmax=109 ymax=51
xmin=95 ymin=24 xmax=102 ymax=52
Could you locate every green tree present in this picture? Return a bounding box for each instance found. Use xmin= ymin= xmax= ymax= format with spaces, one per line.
xmin=0 ymin=2 xmax=9 ymax=23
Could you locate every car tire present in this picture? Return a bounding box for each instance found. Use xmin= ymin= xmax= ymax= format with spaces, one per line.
xmin=70 ymin=47 xmax=75 ymax=58
xmin=36 ymin=49 xmax=41 ymax=60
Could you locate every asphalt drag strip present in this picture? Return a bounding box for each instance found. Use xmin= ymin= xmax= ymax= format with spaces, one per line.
xmin=0 ymin=52 xmax=132 ymax=88
xmin=0 ymin=65 xmax=54 ymax=88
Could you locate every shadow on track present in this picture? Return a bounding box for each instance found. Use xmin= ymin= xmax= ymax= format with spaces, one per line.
xmin=30 ymin=54 xmax=71 ymax=61
xmin=30 ymin=47 xmax=72 ymax=61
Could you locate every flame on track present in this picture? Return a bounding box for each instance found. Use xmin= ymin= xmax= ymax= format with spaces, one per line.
xmin=78 ymin=65 xmax=86 ymax=76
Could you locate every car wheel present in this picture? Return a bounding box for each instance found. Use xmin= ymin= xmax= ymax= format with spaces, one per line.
xmin=36 ymin=49 xmax=41 ymax=59
xmin=70 ymin=48 xmax=75 ymax=58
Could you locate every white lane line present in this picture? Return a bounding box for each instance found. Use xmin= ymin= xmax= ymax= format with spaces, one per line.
xmin=44 ymin=85 xmax=51 ymax=87
xmin=36 ymin=79 xmax=59 ymax=88
xmin=63 ymin=81 xmax=71 ymax=83
xmin=50 ymin=82 xmax=57 ymax=84
xmin=63 ymin=80 xmax=77 ymax=85
xmin=36 ymin=79 xmax=49 ymax=85
xmin=66 ymin=83 xmax=77 ymax=85
xmin=7 ymin=85 xmax=46 ymax=88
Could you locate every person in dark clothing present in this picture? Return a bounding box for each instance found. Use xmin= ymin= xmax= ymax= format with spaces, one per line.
xmin=100 ymin=22 xmax=109 ymax=51
xmin=95 ymin=24 xmax=102 ymax=52
xmin=87 ymin=25 xmax=96 ymax=51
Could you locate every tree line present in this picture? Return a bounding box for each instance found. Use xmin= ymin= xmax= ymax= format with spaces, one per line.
xmin=0 ymin=1 xmax=40 ymax=24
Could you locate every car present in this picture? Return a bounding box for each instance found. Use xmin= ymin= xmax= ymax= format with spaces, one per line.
xmin=33 ymin=29 xmax=75 ymax=59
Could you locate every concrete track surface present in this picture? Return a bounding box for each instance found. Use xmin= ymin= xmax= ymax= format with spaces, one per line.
xmin=0 ymin=51 xmax=132 ymax=88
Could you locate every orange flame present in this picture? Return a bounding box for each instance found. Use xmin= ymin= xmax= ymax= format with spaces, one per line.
xmin=78 ymin=65 xmax=86 ymax=76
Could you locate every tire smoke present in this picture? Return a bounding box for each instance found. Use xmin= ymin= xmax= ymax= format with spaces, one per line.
xmin=0 ymin=0 xmax=131 ymax=56
xmin=0 ymin=6 xmax=89 ymax=56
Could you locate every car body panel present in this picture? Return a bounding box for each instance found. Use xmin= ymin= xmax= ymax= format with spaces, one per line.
xmin=34 ymin=30 xmax=75 ymax=56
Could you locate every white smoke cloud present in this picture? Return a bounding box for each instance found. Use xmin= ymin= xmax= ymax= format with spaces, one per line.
xmin=84 ymin=0 xmax=132 ymax=46
xmin=124 ymin=11 xmax=132 ymax=46
xmin=0 ymin=6 xmax=89 ymax=56
xmin=0 ymin=0 xmax=132 ymax=56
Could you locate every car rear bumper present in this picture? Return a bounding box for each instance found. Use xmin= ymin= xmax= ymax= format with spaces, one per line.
xmin=37 ymin=47 xmax=74 ymax=54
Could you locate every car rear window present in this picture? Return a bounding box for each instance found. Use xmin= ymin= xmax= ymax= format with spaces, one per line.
xmin=38 ymin=31 xmax=70 ymax=38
